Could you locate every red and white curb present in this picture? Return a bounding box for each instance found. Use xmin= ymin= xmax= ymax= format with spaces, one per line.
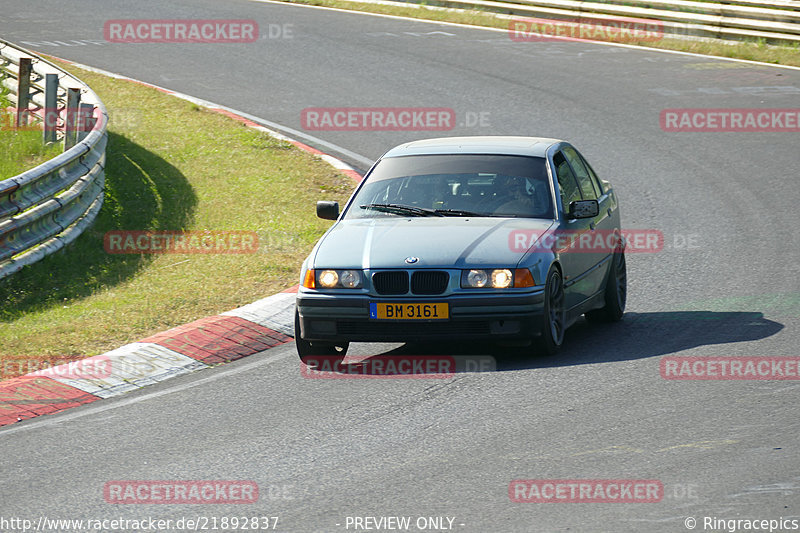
xmin=0 ymin=56 xmax=363 ymax=428
xmin=0 ymin=287 xmax=302 ymax=427
xmin=50 ymin=56 xmax=366 ymax=182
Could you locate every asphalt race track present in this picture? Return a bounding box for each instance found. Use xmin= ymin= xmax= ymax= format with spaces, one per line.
xmin=1 ymin=0 xmax=799 ymax=531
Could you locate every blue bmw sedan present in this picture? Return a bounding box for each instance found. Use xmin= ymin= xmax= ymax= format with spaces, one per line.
xmin=295 ymin=136 xmax=626 ymax=358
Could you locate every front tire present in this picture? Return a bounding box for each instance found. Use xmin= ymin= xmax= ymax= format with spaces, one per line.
xmin=295 ymin=310 xmax=349 ymax=361
xmin=586 ymin=250 xmax=626 ymax=323
xmin=535 ymin=267 xmax=566 ymax=356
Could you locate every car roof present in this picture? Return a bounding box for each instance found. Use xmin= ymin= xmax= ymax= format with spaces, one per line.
xmin=381 ymin=136 xmax=563 ymax=158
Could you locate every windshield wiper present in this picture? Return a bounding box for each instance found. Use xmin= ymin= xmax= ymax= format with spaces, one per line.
xmin=359 ymin=203 xmax=444 ymax=217
xmin=433 ymin=208 xmax=486 ymax=217
xmin=439 ymin=208 xmax=550 ymax=218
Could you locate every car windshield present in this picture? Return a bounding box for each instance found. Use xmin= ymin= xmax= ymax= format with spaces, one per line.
xmin=345 ymin=154 xmax=553 ymax=219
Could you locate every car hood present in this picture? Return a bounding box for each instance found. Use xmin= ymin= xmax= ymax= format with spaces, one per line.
xmin=312 ymin=217 xmax=555 ymax=269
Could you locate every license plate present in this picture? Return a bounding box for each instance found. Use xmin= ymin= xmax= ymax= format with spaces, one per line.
xmin=370 ymin=302 xmax=449 ymax=320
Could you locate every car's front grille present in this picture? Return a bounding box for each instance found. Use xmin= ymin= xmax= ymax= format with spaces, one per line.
xmin=411 ymin=271 xmax=449 ymax=295
xmin=372 ymin=270 xmax=450 ymax=295
xmin=372 ymin=271 xmax=409 ymax=295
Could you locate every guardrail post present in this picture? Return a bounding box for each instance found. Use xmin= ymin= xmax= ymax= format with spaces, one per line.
xmin=78 ymin=102 xmax=94 ymax=142
xmin=44 ymin=73 xmax=59 ymax=144
xmin=64 ymin=87 xmax=80 ymax=150
xmin=15 ymin=57 xmax=32 ymax=128
xmin=0 ymin=38 xmax=108 ymax=280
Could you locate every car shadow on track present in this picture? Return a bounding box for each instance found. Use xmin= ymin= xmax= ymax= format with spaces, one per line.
xmin=366 ymin=310 xmax=784 ymax=373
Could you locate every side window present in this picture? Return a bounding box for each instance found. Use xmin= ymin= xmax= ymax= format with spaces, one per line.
xmin=563 ymin=146 xmax=597 ymax=200
xmin=553 ymin=151 xmax=581 ymax=213
xmin=582 ymin=157 xmax=605 ymax=197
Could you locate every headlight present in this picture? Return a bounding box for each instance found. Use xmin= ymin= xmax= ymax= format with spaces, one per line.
xmin=461 ymin=269 xmax=535 ymax=288
xmin=466 ymin=269 xmax=488 ymax=288
xmin=319 ymin=270 xmax=339 ymax=288
xmin=491 ymin=269 xmax=513 ymax=288
xmin=305 ymin=269 xmax=363 ymax=289
xmin=339 ymin=270 xmax=361 ymax=288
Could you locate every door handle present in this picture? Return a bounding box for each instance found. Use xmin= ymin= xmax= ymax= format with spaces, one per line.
xmin=607 ymin=208 xmax=613 ymax=217
xmin=590 ymin=222 xmax=596 ymax=230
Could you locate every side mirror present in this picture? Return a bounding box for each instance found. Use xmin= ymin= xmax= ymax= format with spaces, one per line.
xmin=316 ymin=201 xmax=340 ymax=220
xmin=567 ymin=199 xmax=599 ymax=219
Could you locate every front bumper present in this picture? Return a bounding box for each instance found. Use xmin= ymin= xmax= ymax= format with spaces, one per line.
xmin=296 ymin=290 xmax=546 ymax=343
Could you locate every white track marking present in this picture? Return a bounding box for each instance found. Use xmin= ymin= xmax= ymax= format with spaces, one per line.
xmin=249 ymin=0 xmax=800 ymax=72
xmin=0 ymin=346 xmax=295 ymax=436
xmin=51 ymin=343 xmax=208 ymax=399
xmin=51 ymin=60 xmax=375 ymax=167
xmin=222 ymin=292 xmax=297 ymax=336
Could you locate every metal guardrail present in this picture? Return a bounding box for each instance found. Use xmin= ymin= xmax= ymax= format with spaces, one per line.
xmin=392 ymin=0 xmax=800 ymax=44
xmin=0 ymin=39 xmax=108 ymax=280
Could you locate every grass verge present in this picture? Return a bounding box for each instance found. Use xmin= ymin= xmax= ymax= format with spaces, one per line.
xmin=0 ymin=94 xmax=63 ymax=179
xmin=279 ymin=0 xmax=800 ymax=67
xmin=0 ymin=60 xmax=356 ymax=375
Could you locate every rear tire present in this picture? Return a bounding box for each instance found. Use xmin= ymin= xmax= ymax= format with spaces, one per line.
xmin=295 ymin=310 xmax=349 ymax=362
xmin=535 ymin=267 xmax=565 ymax=356
xmin=586 ymin=250 xmax=626 ymax=323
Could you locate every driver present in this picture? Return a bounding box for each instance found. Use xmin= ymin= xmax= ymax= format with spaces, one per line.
xmin=493 ymin=175 xmax=536 ymax=216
